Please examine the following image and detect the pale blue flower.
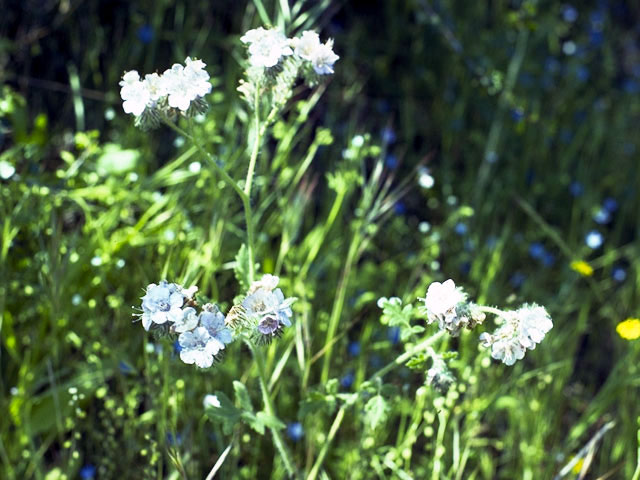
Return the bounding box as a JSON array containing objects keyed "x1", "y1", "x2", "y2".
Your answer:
[
  {"x1": 172, "y1": 306, "x2": 199, "y2": 333},
  {"x1": 140, "y1": 281, "x2": 193, "y2": 331},
  {"x1": 200, "y1": 308, "x2": 233, "y2": 346},
  {"x1": 243, "y1": 288, "x2": 293, "y2": 335},
  {"x1": 585, "y1": 230, "x2": 603, "y2": 249},
  {"x1": 178, "y1": 327, "x2": 224, "y2": 368}
]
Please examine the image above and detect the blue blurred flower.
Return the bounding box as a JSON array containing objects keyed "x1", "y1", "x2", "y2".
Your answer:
[
  {"x1": 454, "y1": 222, "x2": 468, "y2": 235},
  {"x1": 585, "y1": 230, "x2": 603, "y2": 249},
  {"x1": 347, "y1": 341, "x2": 361, "y2": 356},
  {"x1": 167, "y1": 432, "x2": 183, "y2": 446},
  {"x1": 381, "y1": 127, "x2": 396, "y2": 145},
  {"x1": 593, "y1": 208, "x2": 611, "y2": 224},
  {"x1": 529, "y1": 242, "x2": 546, "y2": 259},
  {"x1": 576, "y1": 66, "x2": 590, "y2": 82},
  {"x1": 545, "y1": 57, "x2": 561, "y2": 74},
  {"x1": 510, "y1": 108, "x2": 524, "y2": 122},
  {"x1": 137, "y1": 24, "x2": 154, "y2": 44},
  {"x1": 560, "y1": 129, "x2": 573, "y2": 144},
  {"x1": 612, "y1": 266, "x2": 627, "y2": 282},
  {"x1": 459, "y1": 261, "x2": 471, "y2": 275},
  {"x1": 510, "y1": 271, "x2": 526, "y2": 288},
  {"x1": 394, "y1": 202, "x2": 407, "y2": 215},
  {"x1": 541, "y1": 251, "x2": 556, "y2": 267},
  {"x1": 286, "y1": 422, "x2": 304, "y2": 441},
  {"x1": 80, "y1": 465, "x2": 96, "y2": 480},
  {"x1": 569, "y1": 181, "x2": 584, "y2": 197},
  {"x1": 486, "y1": 235, "x2": 498, "y2": 250},
  {"x1": 589, "y1": 30, "x2": 604, "y2": 47},
  {"x1": 118, "y1": 361, "x2": 134, "y2": 375},
  {"x1": 603, "y1": 197, "x2": 618, "y2": 212},
  {"x1": 387, "y1": 326, "x2": 401, "y2": 345},
  {"x1": 340, "y1": 371, "x2": 355, "y2": 389},
  {"x1": 173, "y1": 339, "x2": 183, "y2": 354},
  {"x1": 385, "y1": 154, "x2": 398, "y2": 169},
  {"x1": 562, "y1": 5, "x2": 578, "y2": 22}
]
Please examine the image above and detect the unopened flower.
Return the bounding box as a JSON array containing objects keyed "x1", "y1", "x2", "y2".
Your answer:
[
  {"x1": 203, "y1": 394, "x2": 221, "y2": 409},
  {"x1": 479, "y1": 304, "x2": 553, "y2": 365},
  {"x1": 241, "y1": 27, "x2": 293, "y2": 68},
  {"x1": 139, "y1": 281, "x2": 196, "y2": 331}
]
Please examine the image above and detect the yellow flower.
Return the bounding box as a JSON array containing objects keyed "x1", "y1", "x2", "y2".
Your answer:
[
  {"x1": 570, "y1": 260, "x2": 593, "y2": 277},
  {"x1": 571, "y1": 457, "x2": 585, "y2": 475},
  {"x1": 616, "y1": 318, "x2": 640, "y2": 340}
]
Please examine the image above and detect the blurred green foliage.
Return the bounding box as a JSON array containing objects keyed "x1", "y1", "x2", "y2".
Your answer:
[{"x1": 2, "y1": 0, "x2": 640, "y2": 479}]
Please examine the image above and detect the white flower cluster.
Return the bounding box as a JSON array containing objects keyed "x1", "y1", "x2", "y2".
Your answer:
[
  {"x1": 237, "y1": 274, "x2": 295, "y2": 336},
  {"x1": 119, "y1": 57, "x2": 211, "y2": 117},
  {"x1": 137, "y1": 281, "x2": 232, "y2": 368},
  {"x1": 241, "y1": 27, "x2": 339, "y2": 75},
  {"x1": 420, "y1": 279, "x2": 485, "y2": 336},
  {"x1": 479, "y1": 304, "x2": 553, "y2": 366}
]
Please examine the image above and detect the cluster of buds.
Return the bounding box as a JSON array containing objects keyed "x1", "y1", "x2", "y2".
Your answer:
[
  {"x1": 119, "y1": 57, "x2": 211, "y2": 129},
  {"x1": 135, "y1": 275, "x2": 296, "y2": 367}
]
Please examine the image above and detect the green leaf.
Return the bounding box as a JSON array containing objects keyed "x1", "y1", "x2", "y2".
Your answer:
[
  {"x1": 234, "y1": 244, "x2": 251, "y2": 290},
  {"x1": 233, "y1": 381, "x2": 254, "y2": 413},
  {"x1": 255, "y1": 411, "x2": 286, "y2": 430},
  {"x1": 364, "y1": 395, "x2": 389, "y2": 431},
  {"x1": 204, "y1": 392, "x2": 242, "y2": 435}
]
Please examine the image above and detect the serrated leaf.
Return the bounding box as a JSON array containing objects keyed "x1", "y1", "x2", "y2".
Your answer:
[
  {"x1": 204, "y1": 391, "x2": 242, "y2": 435},
  {"x1": 233, "y1": 381, "x2": 254, "y2": 413},
  {"x1": 364, "y1": 395, "x2": 389, "y2": 431},
  {"x1": 300, "y1": 391, "x2": 336, "y2": 417},
  {"x1": 255, "y1": 411, "x2": 286, "y2": 430},
  {"x1": 241, "y1": 411, "x2": 265, "y2": 435},
  {"x1": 234, "y1": 244, "x2": 251, "y2": 290}
]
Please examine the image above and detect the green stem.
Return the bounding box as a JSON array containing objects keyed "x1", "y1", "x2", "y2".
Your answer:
[
  {"x1": 308, "y1": 330, "x2": 446, "y2": 479},
  {"x1": 242, "y1": 90, "x2": 263, "y2": 283},
  {"x1": 306, "y1": 405, "x2": 346, "y2": 480},
  {"x1": 246, "y1": 341, "x2": 297, "y2": 478},
  {"x1": 320, "y1": 231, "x2": 360, "y2": 384},
  {"x1": 476, "y1": 305, "x2": 507, "y2": 318},
  {"x1": 164, "y1": 119, "x2": 256, "y2": 285},
  {"x1": 370, "y1": 330, "x2": 446, "y2": 382}
]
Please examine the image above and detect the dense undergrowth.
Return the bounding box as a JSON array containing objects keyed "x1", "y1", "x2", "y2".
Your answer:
[{"x1": 1, "y1": 1, "x2": 640, "y2": 479}]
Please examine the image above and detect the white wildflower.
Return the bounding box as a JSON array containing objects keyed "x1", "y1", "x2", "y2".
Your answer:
[
  {"x1": 479, "y1": 304, "x2": 553, "y2": 366},
  {"x1": 119, "y1": 70, "x2": 150, "y2": 116},
  {"x1": 241, "y1": 27, "x2": 293, "y2": 68},
  {"x1": 310, "y1": 39, "x2": 339, "y2": 75},
  {"x1": 291, "y1": 30, "x2": 321, "y2": 60}
]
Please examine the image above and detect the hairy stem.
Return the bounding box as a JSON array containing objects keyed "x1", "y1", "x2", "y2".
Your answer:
[{"x1": 246, "y1": 341, "x2": 297, "y2": 478}]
